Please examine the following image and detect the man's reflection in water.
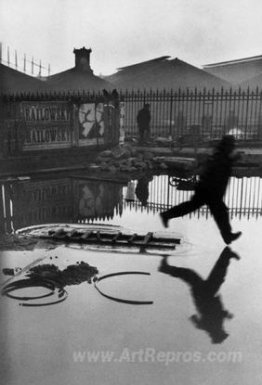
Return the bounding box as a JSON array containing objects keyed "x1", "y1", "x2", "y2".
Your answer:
[
  {"x1": 159, "y1": 247, "x2": 240, "y2": 343},
  {"x1": 135, "y1": 175, "x2": 153, "y2": 207}
]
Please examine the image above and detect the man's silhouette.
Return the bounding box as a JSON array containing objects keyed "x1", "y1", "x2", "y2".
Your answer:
[
  {"x1": 135, "y1": 175, "x2": 153, "y2": 207},
  {"x1": 159, "y1": 247, "x2": 240, "y2": 343},
  {"x1": 160, "y1": 135, "x2": 242, "y2": 244},
  {"x1": 137, "y1": 104, "x2": 151, "y2": 143}
]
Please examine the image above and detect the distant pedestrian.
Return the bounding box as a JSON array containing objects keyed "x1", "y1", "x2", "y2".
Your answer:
[
  {"x1": 137, "y1": 103, "x2": 151, "y2": 143},
  {"x1": 160, "y1": 135, "x2": 242, "y2": 244}
]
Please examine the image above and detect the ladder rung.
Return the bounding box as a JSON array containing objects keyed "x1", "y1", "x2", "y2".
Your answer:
[
  {"x1": 111, "y1": 232, "x2": 122, "y2": 243},
  {"x1": 128, "y1": 233, "x2": 137, "y2": 244},
  {"x1": 142, "y1": 232, "x2": 153, "y2": 245},
  {"x1": 81, "y1": 231, "x2": 93, "y2": 240}
]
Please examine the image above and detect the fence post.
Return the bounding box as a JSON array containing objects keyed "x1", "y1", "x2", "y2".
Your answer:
[
  {"x1": 169, "y1": 89, "x2": 173, "y2": 139},
  {"x1": 258, "y1": 89, "x2": 262, "y2": 140},
  {"x1": 244, "y1": 87, "x2": 250, "y2": 140}
]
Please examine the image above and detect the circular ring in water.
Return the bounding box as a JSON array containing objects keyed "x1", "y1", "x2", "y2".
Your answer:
[
  {"x1": 2, "y1": 278, "x2": 55, "y2": 301},
  {"x1": 20, "y1": 288, "x2": 68, "y2": 307},
  {"x1": 94, "y1": 271, "x2": 153, "y2": 305},
  {"x1": 2, "y1": 278, "x2": 68, "y2": 306}
]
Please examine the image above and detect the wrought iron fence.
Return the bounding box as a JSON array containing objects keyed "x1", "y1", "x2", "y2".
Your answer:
[
  {"x1": 119, "y1": 88, "x2": 262, "y2": 141},
  {"x1": 2, "y1": 87, "x2": 262, "y2": 143}
]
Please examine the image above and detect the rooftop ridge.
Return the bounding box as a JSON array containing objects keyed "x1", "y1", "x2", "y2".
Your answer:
[
  {"x1": 203, "y1": 54, "x2": 262, "y2": 68},
  {"x1": 117, "y1": 56, "x2": 170, "y2": 71}
]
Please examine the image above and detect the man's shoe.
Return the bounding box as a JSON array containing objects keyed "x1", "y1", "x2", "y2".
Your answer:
[
  {"x1": 224, "y1": 231, "x2": 242, "y2": 245},
  {"x1": 160, "y1": 213, "x2": 169, "y2": 228}
]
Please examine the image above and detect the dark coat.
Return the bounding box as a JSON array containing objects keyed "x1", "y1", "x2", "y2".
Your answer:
[
  {"x1": 196, "y1": 136, "x2": 236, "y2": 200},
  {"x1": 137, "y1": 107, "x2": 151, "y2": 130}
]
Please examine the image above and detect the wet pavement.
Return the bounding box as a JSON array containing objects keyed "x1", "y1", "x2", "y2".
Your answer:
[{"x1": 1, "y1": 174, "x2": 262, "y2": 385}]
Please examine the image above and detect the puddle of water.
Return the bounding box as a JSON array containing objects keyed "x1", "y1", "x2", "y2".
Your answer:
[{"x1": 1, "y1": 174, "x2": 262, "y2": 385}]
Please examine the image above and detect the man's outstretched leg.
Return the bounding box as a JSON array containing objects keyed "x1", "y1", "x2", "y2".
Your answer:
[
  {"x1": 160, "y1": 194, "x2": 204, "y2": 228},
  {"x1": 209, "y1": 200, "x2": 242, "y2": 244}
]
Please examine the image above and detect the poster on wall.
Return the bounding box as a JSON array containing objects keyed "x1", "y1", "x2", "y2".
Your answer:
[
  {"x1": 78, "y1": 103, "x2": 105, "y2": 145},
  {"x1": 20, "y1": 101, "x2": 72, "y2": 150}
]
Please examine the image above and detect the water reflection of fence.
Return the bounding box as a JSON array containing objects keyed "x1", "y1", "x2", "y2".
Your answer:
[
  {"x1": 124, "y1": 176, "x2": 262, "y2": 219},
  {"x1": 0, "y1": 178, "x2": 124, "y2": 233},
  {"x1": 1, "y1": 174, "x2": 262, "y2": 235}
]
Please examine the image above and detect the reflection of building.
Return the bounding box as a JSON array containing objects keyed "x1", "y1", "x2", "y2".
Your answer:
[
  {"x1": 9, "y1": 178, "x2": 75, "y2": 230},
  {"x1": 0, "y1": 184, "x2": 11, "y2": 233},
  {"x1": 1, "y1": 174, "x2": 262, "y2": 235},
  {"x1": 0, "y1": 177, "x2": 124, "y2": 233},
  {"x1": 76, "y1": 180, "x2": 123, "y2": 222}
]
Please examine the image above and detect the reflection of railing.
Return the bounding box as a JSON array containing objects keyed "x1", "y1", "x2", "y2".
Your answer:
[
  {"x1": 124, "y1": 200, "x2": 262, "y2": 219},
  {"x1": 77, "y1": 204, "x2": 122, "y2": 224},
  {"x1": 125, "y1": 175, "x2": 262, "y2": 219},
  {"x1": 0, "y1": 178, "x2": 124, "y2": 234},
  {"x1": 1, "y1": 174, "x2": 262, "y2": 236}
]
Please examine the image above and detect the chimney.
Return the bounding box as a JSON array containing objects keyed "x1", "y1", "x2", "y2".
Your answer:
[{"x1": 73, "y1": 47, "x2": 93, "y2": 72}]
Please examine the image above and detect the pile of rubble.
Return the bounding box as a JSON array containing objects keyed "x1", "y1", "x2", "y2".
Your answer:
[
  {"x1": 28, "y1": 261, "x2": 99, "y2": 286},
  {"x1": 88, "y1": 145, "x2": 167, "y2": 173},
  {"x1": 88, "y1": 144, "x2": 196, "y2": 174}
]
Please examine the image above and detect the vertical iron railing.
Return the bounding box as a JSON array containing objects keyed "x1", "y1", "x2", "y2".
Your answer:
[
  {"x1": 120, "y1": 87, "x2": 262, "y2": 141},
  {"x1": 2, "y1": 87, "x2": 262, "y2": 143}
]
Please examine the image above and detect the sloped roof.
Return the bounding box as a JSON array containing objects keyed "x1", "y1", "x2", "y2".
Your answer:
[
  {"x1": 204, "y1": 54, "x2": 262, "y2": 68},
  {"x1": 0, "y1": 63, "x2": 43, "y2": 93},
  {"x1": 239, "y1": 72, "x2": 262, "y2": 89},
  {"x1": 105, "y1": 57, "x2": 230, "y2": 90},
  {"x1": 117, "y1": 56, "x2": 170, "y2": 71},
  {"x1": 203, "y1": 55, "x2": 262, "y2": 85},
  {"x1": 44, "y1": 67, "x2": 112, "y2": 92}
]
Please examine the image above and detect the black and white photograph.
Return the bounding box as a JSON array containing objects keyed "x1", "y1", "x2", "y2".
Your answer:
[{"x1": 1, "y1": 1, "x2": 262, "y2": 384}]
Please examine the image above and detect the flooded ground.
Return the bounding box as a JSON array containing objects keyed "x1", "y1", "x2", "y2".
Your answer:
[{"x1": 1, "y1": 173, "x2": 262, "y2": 385}]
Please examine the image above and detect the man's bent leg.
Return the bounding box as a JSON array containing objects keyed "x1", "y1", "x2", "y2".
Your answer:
[
  {"x1": 160, "y1": 194, "x2": 204, "y2": 227},
  {"x1": 209, "y1": 201, "x2": 241, "y2": 244}
]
